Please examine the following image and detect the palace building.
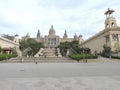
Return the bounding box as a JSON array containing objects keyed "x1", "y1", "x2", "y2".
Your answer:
[
  {"x1": 22, "y1": 8, "x2": 120, "y2": 56},
  {"x1": 79, "y1": 8, "x2": 120, "y2": 54},
  {"x1": 22, "y1": 25, "x2": 83, "y2": 48}
]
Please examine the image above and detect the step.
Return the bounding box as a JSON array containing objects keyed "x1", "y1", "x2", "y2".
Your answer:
[{"x1": 0, "y1": 57, "x2": 77, "y2": 63}]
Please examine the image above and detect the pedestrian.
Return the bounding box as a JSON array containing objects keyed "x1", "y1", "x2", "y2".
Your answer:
[
  {"x1": 21, "y1": 57, "x2": 23, "y2": 63},
  {"x1": 36, "y1": 62, "x2": 38, "y2": 64},
  {"x1": 20, "y1": 57, "x2": 23, "y2": 63}
]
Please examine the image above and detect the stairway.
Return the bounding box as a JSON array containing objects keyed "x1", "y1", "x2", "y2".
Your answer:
[
  {"x1": 43, "y1": 48, "x2": 56, "y2": 57},
  {"x1": 1, "y1": 57, "x2": 77, "y2": 63}
]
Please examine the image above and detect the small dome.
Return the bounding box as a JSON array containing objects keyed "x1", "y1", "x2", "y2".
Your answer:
[
  {"x1": 79, "y1": 34, "x2": 82, "y2": 37},
  {"x1": 15, "y1": 34, "x2": 19, "y2": 37},
  {"x1": 49, "y1": 25, "x2": 56, "y2": 36}
]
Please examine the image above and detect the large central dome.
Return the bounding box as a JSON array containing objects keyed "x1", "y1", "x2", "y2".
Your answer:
[{"x1": 49, "y1": 25, "x2": 56, "y2": 36}]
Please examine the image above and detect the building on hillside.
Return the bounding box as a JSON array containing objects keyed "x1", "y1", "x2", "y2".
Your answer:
[
  {"x1": 79, "y1": 8, "x2": 120, "y2": 54},
  {"x1": 22, "y1": 25, "x2": 83, "y2": 48},
  {"x1": 44, "y1": 25, "x2": 60, "y2": 48}
]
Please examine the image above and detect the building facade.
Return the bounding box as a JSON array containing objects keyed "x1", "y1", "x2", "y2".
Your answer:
[
  {"x1": 0, "y1": 35, "x2": 20, "y2": 55},
  {"x1": 79, "y1": 8, "x2": 120, "y2": 54},
  {"x1": 44, "y1": 25, "x2": 60, "y2": 48},
  {"x1": 22, "y1": 25, "x2": 83, "y2": 48}
]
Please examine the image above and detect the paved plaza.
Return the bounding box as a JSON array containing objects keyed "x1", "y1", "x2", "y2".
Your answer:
[{"x1": 0, "y1": 60, "x2": 120, "y2": 90}]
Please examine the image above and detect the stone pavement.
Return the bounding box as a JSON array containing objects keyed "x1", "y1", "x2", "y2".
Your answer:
[
  {"x1": 0, "y1": 77, "x2": 120, "y2": 90},
  {"x1": 0, "y1": 63, "x2": 120, "y2": 90}
]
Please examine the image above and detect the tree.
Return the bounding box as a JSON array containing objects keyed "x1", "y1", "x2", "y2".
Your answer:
[
  {"x1": 58, "y1": 40, "x2": 91, "y2": 55},
  {"x1": 20, "y1": 40, "x2": 29, "y2": 51},
  {"x1": 58, "y1": 41, "x2": 71, "y2": 56},
  {"x1": 70, "y1": 40, "x2": 79, "y2": 53},
  {"x1": 0, "y1": 46, "x2": 2, "y2": 54},
  {"x1": 102, "y1": 44, "x2": 111, "y2": 56},
  {"x1": 20, "y1": 38, "x2": 44, "y2": 56}
]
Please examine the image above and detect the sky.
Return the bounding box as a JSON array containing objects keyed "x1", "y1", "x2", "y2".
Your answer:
[{"x1": 0, "y1": 0, "x2": 120, "y2": 40}]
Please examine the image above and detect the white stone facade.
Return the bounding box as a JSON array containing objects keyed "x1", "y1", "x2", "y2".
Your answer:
[{"x1": 79, "y1": 9, "x2": 120, "y2": 54}]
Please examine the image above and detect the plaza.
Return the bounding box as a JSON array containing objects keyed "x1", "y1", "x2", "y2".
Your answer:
[
  {"x1": 0, "y1": 7, "x2": 120, "y2": 90},
  {"x1": 0, "y1": 59, "x2": 120, "y2": 90}
]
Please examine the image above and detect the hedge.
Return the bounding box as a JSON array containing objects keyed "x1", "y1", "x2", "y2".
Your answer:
[
  {"x1": 111, "y1": 56, "x2": 120, "y2": 59},
  {"x1": 0, "y1": 54, "x2": 18, "y2": 61},
  {"x1": 101, "y1": 54, "x2": 120, "y2": 59},
  {"x1": 68, "y1": 54, "x2": 98, "y2": 61}
]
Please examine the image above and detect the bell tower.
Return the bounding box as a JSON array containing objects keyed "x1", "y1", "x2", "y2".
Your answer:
[
  {"x1": 14, "y1": 33, "x2": 19, "y2": 44},
  {"x1": 104, "y1": 8, "x2": 117, "y2": 28},
  {"x1": 63, "y1": 30, "x2": 68, "y2": 39},
  {"x1": 37, "y1": 29, "x2": 40, "y2": 38}
]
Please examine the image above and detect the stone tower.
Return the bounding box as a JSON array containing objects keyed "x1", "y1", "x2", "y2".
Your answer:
[
  {"x1": 104, "y1": 8, "x2": 117, "y2": 28},
  {"x1": 78, "y1": 34, "x2": 84, "y2": 45},
  {"x1": 104, "y1": 8, "x2": 120, "y2": 52},
  {"x1": 74, "y1": 33, "x2": 78, "y2": 40},
  {"x1": 13, "y1": 34, "x2": 19, "y2": 44},
  {"x1": 37, "y1": 29, "x2": 40, "y2": 38},
  {"x1": 63, "y1": 30, "x2": 68, "y2": 39}
]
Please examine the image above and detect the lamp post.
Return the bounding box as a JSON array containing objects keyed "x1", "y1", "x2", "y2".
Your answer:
[
  {"x1": 83, "y1": 47, "x2": 84, "y2": 61},
  {"x1": 83, "y1": 47, "x2": 87, "y2": 63}
]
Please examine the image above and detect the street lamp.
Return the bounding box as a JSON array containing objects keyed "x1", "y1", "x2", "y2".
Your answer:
[
  {"x1": 83, "y1": 47, "x2": 87, "y2": 63},
  {"x1": 82, "y1": 47, "x2": 85, "y2": 62}
]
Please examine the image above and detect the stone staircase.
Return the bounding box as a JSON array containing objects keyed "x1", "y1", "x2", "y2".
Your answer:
[
  {"x1": 0, "y1": 57, "x2": 77, "y2": 63},
  {"x1": 43, "y1": 48, "x2": 56, "y2": 56}
]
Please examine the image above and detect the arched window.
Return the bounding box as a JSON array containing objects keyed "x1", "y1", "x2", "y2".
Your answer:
[
  {"x1": 106, "y1": 24, "x2": 109, "y2": 28},
  {"x1": 112, "y1": 34, "x2": 119, "y2": 41},
  {"x1": 111, "y1": 22, "x2": 115, "y2": 27}
]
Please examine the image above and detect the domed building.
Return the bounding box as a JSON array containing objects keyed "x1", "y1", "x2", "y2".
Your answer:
[
  {"x1": 44, "y1": 25, "x2": 60, "y2": 48},
  {"x1": 21, "y1": 24, "x2": 84, "y2": 57},
  {"x1": 30, "y1": 25, "x2": 82, "y2": 49},
  {"x1": 49, "y1": 25, "x2": 56, "y2": 36}
]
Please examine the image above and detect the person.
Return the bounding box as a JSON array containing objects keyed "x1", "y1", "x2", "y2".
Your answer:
[
  {"x1": 21, "y1": 57, "x2": 23, "y2": 63},
  {"x1": 20, "y1": 57, "x2": 23, "y2": 63},
  {"x1": 35, "y1": 62, "x2": 38, "y2": 64}
]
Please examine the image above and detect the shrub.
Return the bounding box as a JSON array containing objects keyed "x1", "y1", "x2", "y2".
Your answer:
[
  {"x1": 111, "y1": 56, "x2": 120, "y2": 59},
  {"x1": 68, "y1": 54, "x2": 97, "y2": 61},
  {"x1": 101, "y1": 54, "x2": 120, "y2": 59},
  {"x1": 0, "y1": 54, "x2": 18, "y2": 61}
]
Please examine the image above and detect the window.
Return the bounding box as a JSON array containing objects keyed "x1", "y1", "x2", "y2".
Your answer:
[
  {"x1": 112, "y1": 34, "x2": 118, "y2": 41},
  {"x1": 54, "y1": 38, "x2": 56, "y2": 41},
  {"x1": 111, "y1": 22, "x2": 115, "y2": 27},
  {"x1": 105, "y1": 35, "x2": 109, "y2": 42},
  {"x1": 106, "y1": 24, "x2": 109, "y2": 28}
]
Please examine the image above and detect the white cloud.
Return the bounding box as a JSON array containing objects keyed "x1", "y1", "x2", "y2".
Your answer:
[{"x1": 0, "y1": 0, "x2": 120, "y2": 40}]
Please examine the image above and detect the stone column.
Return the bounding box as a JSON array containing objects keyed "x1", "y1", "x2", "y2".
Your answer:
[
  {"x1": 7, "y1": 51, "x2": 10, "y2": 54},
  {"x1": 109, "y1": 34, "x2": 113, "y2": 51},
  {"x1": 118, "y1": 34, "x2": 120, "y2": 51}
]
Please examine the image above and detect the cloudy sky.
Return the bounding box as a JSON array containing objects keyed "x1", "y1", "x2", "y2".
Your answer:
[{"x1": 0, "y1": 0, "x2": 120, "y2": 40}]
